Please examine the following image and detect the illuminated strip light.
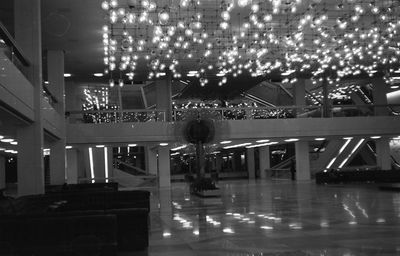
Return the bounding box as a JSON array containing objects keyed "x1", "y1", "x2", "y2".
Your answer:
[
  {"x1": 324, "y1": 139, "x2": 352, "y2": 171},
  {"x1": 171, "y1": 145, "x2": 187, "y2": 151},
  {"x1": 89, "y1": 147, "x2": 95, "y2": 183},
  {"x1": 171, "y1": 152, "x2": 180, "y2": 156},
  {"x1": 338, "y1": 139, "x2": 365, "y2": 169},
  {"x1": 246, "y1": 142, "x2": 278, "y2": 148},
  {"x1": 104, "y1": 147, "x2": 109, "y2": 183},
  {"x1": 223, "y1": 143, "x2": 252, "y2": 149}
]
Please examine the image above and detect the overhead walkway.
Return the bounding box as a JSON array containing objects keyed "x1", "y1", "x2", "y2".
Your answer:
[{"x1": 66, "y1": 107, "x2": 400, "y2": 145}]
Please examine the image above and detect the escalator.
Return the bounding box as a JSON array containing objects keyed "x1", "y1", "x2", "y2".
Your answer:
[
  {"x1": 242, "y1": 81, "x2": 294, "y2": 107},
  {"x1": 113, "y1": 158, "x2": 157, "y2": 188}
]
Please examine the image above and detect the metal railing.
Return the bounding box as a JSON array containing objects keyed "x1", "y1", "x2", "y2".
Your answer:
[
  {"x1": 172, "y1": 104, "x2": 400, "y2": 121},
  {"x1": 66, "y1": 109, "x2": 166, "y2": 124},
  {"x1": 0, "y1": 21, "x2": 31, "y2": 82},
  {"x1": 172, "y1": 105, "x2": 323, "y2": 121},
  {"x1": 66, "y1": 104, "x2": 400, "y2": 124}
]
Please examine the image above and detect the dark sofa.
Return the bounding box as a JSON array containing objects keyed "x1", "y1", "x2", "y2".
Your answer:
[{"x1": 0, "y1": 189, "x2": 150, "y2": 254}]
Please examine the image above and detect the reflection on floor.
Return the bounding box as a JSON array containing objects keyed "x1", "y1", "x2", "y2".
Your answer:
[{"x1": 138, "y1": 180, "x2": 400, "y2": 256}]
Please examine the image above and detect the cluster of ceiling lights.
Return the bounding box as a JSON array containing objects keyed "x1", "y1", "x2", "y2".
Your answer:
[
  {"x1": 101, "y1": 0, "x2": 400, "y2": 88},
  {"x1": 0, "y1": 135, "x2": 18, "y2": 154}
]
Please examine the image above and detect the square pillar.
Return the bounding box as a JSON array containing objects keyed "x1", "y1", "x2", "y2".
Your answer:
[
  {"x1": 49, "y1": 142, "x2": 66, "y2": 185},
  {"x1": 247, "y1": 148, "x2": 256, "y2": 179},
  {"x1": 294, "y1": 79, "x2": 306, "y2": 117},
  {"x1": 372, "y1": 77, "x2": 388, "y2": 116},
  {"x1": 259, "y1": 146, "x2": 270, "y2": 179},
  {"x1": 155, "y1": 73, "x2": 172, "y2": 121},
  {"x1": 66, "y1": 148, "x2": 78, "y2": 184},
  {"x1": 48, "y1": 50, "x2": 66, "y2": 185},
  {"x1": 376, "y1": 138, "x2": 391, "y2": 170},
  {"x1": 295, "y1": 141, "x2": 311, "y2": 181},
  {"x1": 322, "y1": 79, "x2": 331, "y2": 117},
  {"x1": 15, "y1": 0, "x2": 44, "y2": 196},
  {"x1": 158, "y1": 146, "x2": 171, "y2": 187},
  {"x1": 146, "y1": 147, "x2": 158, "y2": 175},
  {"x1": 0, "y1": 156, "x2": 5, "y2": 190}
]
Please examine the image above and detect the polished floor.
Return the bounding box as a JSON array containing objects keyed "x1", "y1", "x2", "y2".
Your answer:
[{"x1": 137, "y1": 180, "x2": 400, "y2": 256}]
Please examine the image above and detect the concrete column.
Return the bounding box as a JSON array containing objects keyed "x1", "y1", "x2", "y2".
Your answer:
[
  {"x1": 83, "y1": 146, "x2": 93, "y2": 182},
  {"x1": 372, "y1": 77, "x2": 388, "y2": 116},
  {"x1": 158, "y1": 146, "x2": 171, "y2": 187},
  {"x1": 49, "y1": 141, "x2": 66, "y2": 185},
  {"x1": 92, "y1": 147, "x2": 107, "y2": 182},
  {"x1": 106, "y1": 146, "x2": 113, "y2": 181},
  {"x1": 247, "y1": 148, "x2": 256, "y2": 179},
  {"x1": 66, "y1": 148, "x2": 78, "y2": 184},
  {"x1": 376, "y1": 138, "x2": 391, "y2": 170},
  {"x1": 0, "y1": 156, "x2": 5, "y2": 190},
  {"x1": 295, "y1": 141, "x2": 311, "y2": 180},
  {"x1": 216, "y1": 154, "x2": 222, "y2": 173},
  {"x1": 48, "y1": 54, "x2": 66, "y2": 185},
  {"x1": 15, "y1": 0, "x2": 44, "y2": 196},
  {"x1": 322, "y1": 79, "x2": 331, "y2": 117},
  {"x1": 259, "y1": 146, "x2": 270, "y2": 179},
  {"x1": 294, "y1": 79, "x2": 306, "y2": 117},
  {"x1": 146, "y1": 147, "x2": 158, "y2": 175},
  {"x1": 155, "y1": 73, "x2": 172, "y2": 121}
]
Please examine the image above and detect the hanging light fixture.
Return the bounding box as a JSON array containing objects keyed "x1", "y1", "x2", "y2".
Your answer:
[{"x1": 100, "y1": 0, "x2": 400, "y2": 87}]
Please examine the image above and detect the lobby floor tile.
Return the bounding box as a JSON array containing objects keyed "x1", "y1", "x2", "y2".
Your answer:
[{"x1": 138, "y1": 180, "x2": 400, "y2": 256}]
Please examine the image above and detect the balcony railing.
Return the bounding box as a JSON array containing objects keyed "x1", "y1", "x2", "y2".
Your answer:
[
  {"x1": 67, "y1": 109, "x2": 166, "y2": 124},
  {"x1": 172, "y1": 104, "x2": 400, "y2": 121},
  {"x1": 66, "y1": 104, "x2": 400, "y2": 124},
  {"x1": 0, "y1": 21, "x2": 31, "y2": 83}
]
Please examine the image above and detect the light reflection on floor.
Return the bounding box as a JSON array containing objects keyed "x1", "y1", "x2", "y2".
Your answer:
[{"x1": 140, "y1": 180, "x2": 400, "y2": 256}]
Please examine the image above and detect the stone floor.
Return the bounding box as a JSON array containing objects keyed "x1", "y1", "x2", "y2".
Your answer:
[{"x1": 134, "y1": 179, "x2": 400, "y2": 256}]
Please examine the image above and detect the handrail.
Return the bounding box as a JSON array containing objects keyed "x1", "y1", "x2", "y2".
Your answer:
[
  {"x1": 173, "y1": 105, "x2": 321, "y2": 112},
  {"x1": 114, "y1": 158, "x2": 149, "y2": 176},
  {"x1": 0, "y1": 21, "x2": 30, "y2": 67},
  {"x1": 67, "y1": 109, "x2": 166, "y2": 114}
]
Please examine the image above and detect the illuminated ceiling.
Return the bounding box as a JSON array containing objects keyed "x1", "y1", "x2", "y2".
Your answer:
[{"x1": 101, "y1": 0, "x2": 400, "y2": 89}]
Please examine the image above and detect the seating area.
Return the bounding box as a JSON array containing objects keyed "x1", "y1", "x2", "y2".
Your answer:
[
  {"x1": 315, "y1": 169, "x2": 400, "y2": 184},
  {"x1": 0, "y1": 183, "x2": 150, "y2": 255}
]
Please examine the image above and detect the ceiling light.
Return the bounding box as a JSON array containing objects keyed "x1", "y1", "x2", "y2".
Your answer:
[
  {"x1": 5, "y1": 150, "x2": 13, "y2": 153},
  {"x1": 246, "y1": 142, "x2": 278, "y2": 148},
  {"x1": 1, "y1": 138, "x2": 14, "y2": 143},
  {"x1": 223, "y1": 143, "x2": 251, "y2": 149},
  {"x1": 95, "y1": 145, "x2": 105, "y2": 148},
  {"x1": 171, "y1": 145, "x2": 187, "y2": 151},
  {"x1": 93, "y1": 73, "x2": 104, "y2": 77},
  {"x1": 0, "y1": 135, "x2": 3, "y2": 140},
  {"x1": 284, "y1": 138, "x2": 299, "y2": 142},
  {"x1": 315, "y1": 138, "x2": 326, "y2": 141},
  {"x1": 220, "y1": 141, "x2": 232, "y2": 144},
  {"x1": 343, "y1": 137, "x2": 353, "y2": 140},
  {"x1": 160, "y1": 143, "x2": 169, "y2": 146},
  {"x1": 370, "y1": 136, "x2": 381, "y2": 139},
  {"x1": 256, "y1": 139, "x2": 269, "y2": 143},
  {"x1": 10, "y1": 141, "x2": 17, "y2": 145},
  {"x1": 64, "y1": 73, "x2": 72, "y2": 77},
  {"x1": 65, "y1": 146, "x2": 73, "y2": 149},
  {"x1": 0, "y1": 148, "x2": 4, "y2": 151},
  {"x1": 128, "y1": 144, "x2": 137, "y2": 147}
]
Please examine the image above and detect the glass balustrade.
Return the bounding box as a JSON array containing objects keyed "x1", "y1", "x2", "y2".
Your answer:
[{"x1": 66, "y1": 104, "x2": 400, "y2": 124}]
